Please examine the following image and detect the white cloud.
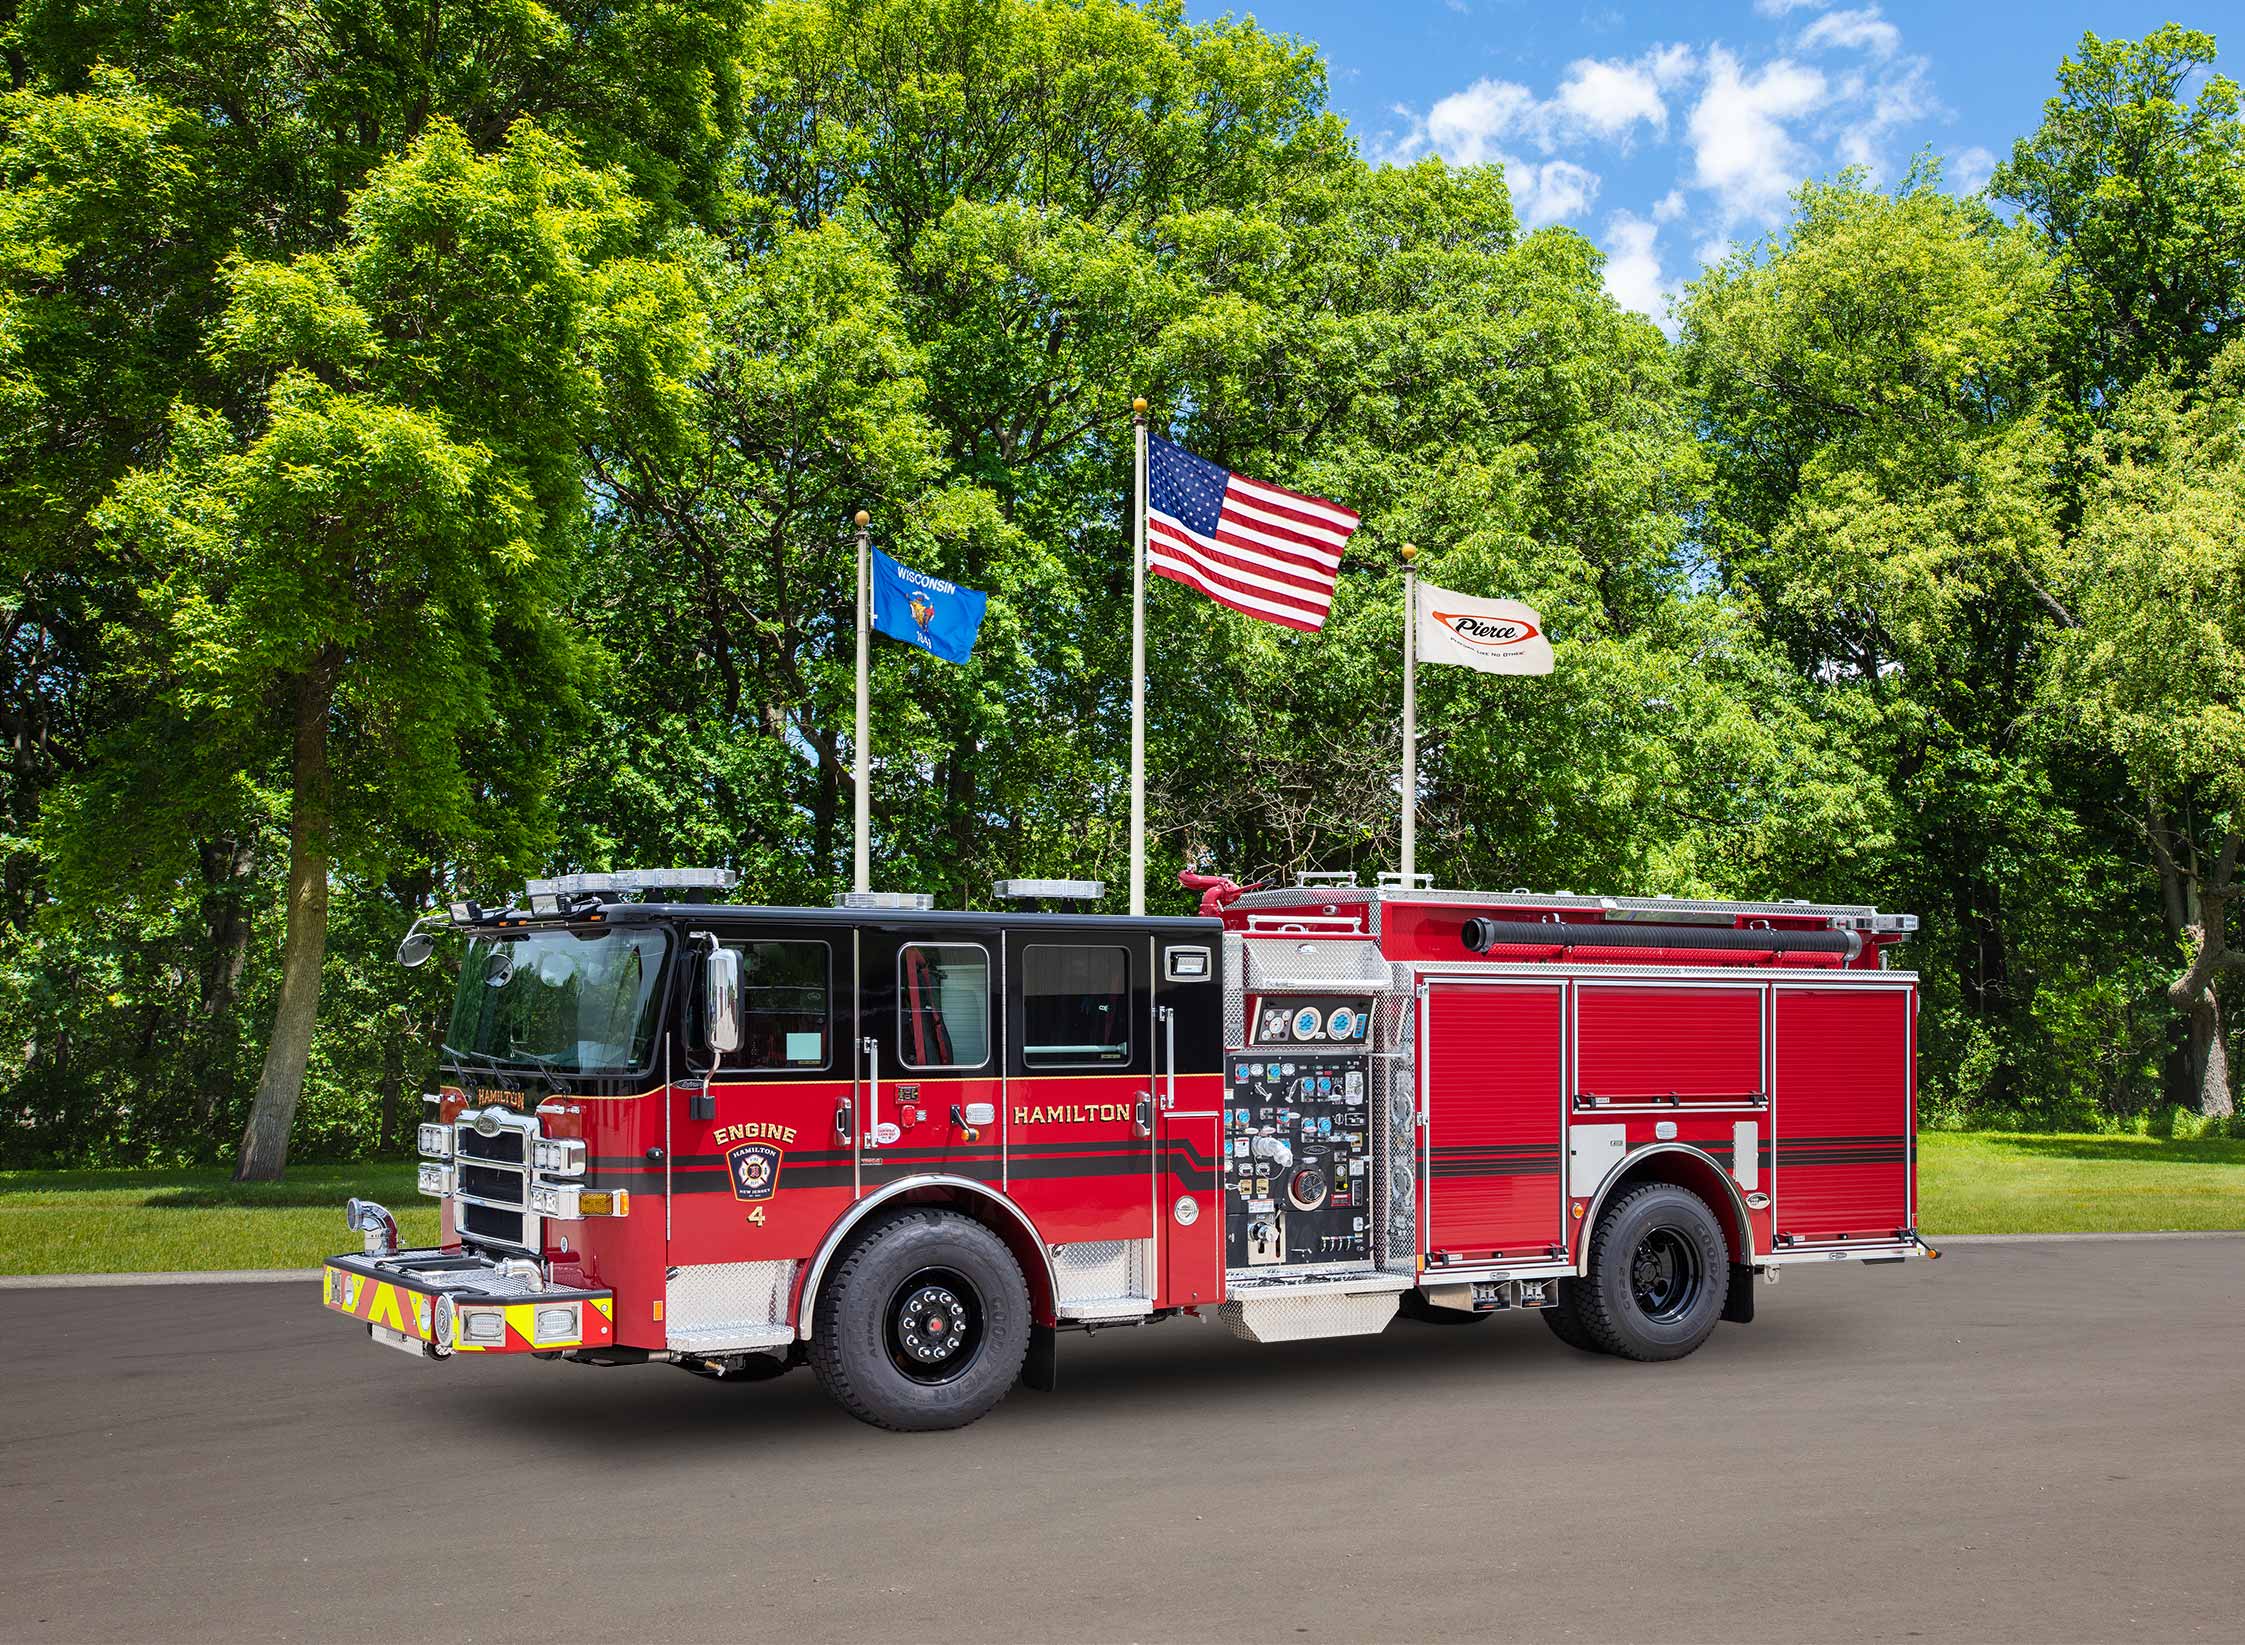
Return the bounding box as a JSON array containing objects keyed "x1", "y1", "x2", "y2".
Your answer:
[
  {"x1": 1415, "y1": 76, "x2": 1543, "y2": 166},
  {"x1": 1687, "y1": 49, "x2": 1829, "y2": 228},
  {"x1": 1513, "y1": 160, "x2": 1601, "y2": 225},
  {"x1": 1835, "y1": 55, "x2": 1937, "y2": 176},
  {"x1": 1556, "y1": 58, "x2": 1669, "y2": 141},
  {"x1": 1601, "y1": 212, "x2": 1672, "y2": 329},
  {"x1": 1376, "y1": 12, "x2": 1952, "y2": 261},
  {"x1": 1951, "y1": 145, "x2": 1997, "y2": 194},
  {"x1": 1798, "y1": 7, "x2": 1901, "y2": 59}
]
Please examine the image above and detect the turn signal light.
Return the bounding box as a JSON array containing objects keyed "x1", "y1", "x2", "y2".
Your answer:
[{"x1": 577, "y1": 1190, "x2": 630, "y2": 1217}]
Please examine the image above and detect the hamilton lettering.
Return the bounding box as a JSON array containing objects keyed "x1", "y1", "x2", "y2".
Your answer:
[{"x1": 1013, "y1": 1103, "x2": 1132, "y2": 1125}]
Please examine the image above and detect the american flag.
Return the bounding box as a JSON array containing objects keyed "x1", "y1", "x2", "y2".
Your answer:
[{"x1": 1146, "y1": 435, "x2": 1360, "y2": 632}]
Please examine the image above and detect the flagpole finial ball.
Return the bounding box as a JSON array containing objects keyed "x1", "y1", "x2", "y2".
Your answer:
[
  {"x1": 1400, "y1": 542, "x2": 1418, "y2": 563},
  {"x1": 1132, "y1": 397, "x2": 1148, "y2": 415},
  {"x1": 854, "y1": 510, "x2": 870, "y2": 528}
]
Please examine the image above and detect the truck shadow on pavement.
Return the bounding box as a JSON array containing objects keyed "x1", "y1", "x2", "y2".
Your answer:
[{"x1": 443, "y1": 1308, "x2": 1852, "y2": 1457}]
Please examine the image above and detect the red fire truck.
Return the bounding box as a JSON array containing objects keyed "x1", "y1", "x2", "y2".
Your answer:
[{"x1": 323, "y1": 868, "x2": 1932, "y2": 1430}]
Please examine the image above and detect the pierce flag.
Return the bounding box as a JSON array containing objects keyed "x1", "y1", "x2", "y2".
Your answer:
[
  {"x1": 1414, "y1": 581, "x2": 1553, "y2": 675},
  {"x1": 869, "y1": 546, "x2": 988, "y2": 665}
]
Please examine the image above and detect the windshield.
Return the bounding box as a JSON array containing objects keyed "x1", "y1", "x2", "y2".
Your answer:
[{"x1": 444, "y1": 928, "x2": 670, "y2": 1074}]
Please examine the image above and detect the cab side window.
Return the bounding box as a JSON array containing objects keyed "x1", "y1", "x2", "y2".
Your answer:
[
  {"x1": 899, "y1": 943, "x2": 991, "y2": 1070},
  {"x1": 1022, "y1": 945, "x2": 1130, "y2": 1068},
  {"x1": 730, "y1": 939, "x2": 831, "y2": 1070}
]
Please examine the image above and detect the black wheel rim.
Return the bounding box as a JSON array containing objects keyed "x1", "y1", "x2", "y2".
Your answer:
[
  {"x1": 1628, "y1": 1227, "x2": 1706, "y2": 1324},
  {"x1": 886, "y1": 1267, "x2": 985, "y2": 1385}
]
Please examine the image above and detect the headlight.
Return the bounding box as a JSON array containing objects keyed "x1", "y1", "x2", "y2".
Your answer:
[
  {"x1": 528, "y1": 1182, "x2": 580, "y2": 1219},
  {"x1": 531, "y1": 1137, "x2": 586, "y2": 1175},
  {"x1": 532, "y1": 1304, "x2": 581, "y2": 1345},
  {"x1": 417, "y1": 1162, "x2": 454, "y2": 1197},
  {"x1": 416, "y1": 1122, "x2": 452, "y2": 1158}
]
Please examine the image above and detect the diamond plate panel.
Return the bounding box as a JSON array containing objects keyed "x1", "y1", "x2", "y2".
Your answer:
[
  {"x1": 666, "y1": 1259, "x2": 797, "y2": 1350},
  {"x1": 1241, "y1": 938, "x2": 1392, "y2": 990},
  {"x1": 1216, "y1": 1286, "x2": 1403, "y2": 1342},
  {"x1": 1375, "y1": 961, "x2": 1419, "y2": 1274},
  {"x1": 1050, "y1": 1238, "x2": 1150, "y2": 1306}
]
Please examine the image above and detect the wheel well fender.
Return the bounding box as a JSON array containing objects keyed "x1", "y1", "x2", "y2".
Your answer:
[
  {"x1": 1580, "y1": 1144, "x2": 1755, "y2": 1265},
  {"x1": 793, "y1": 1177, "x2": 1059, "y2": 1338}
]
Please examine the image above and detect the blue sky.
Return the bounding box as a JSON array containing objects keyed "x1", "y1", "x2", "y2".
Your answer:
[{"x1": 1186, "y1": 2, "x2": 2213, "y2": 325}]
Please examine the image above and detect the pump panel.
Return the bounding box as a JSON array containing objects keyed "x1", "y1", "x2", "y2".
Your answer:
[{"x1": 1223, "y1": 1048, "x2": 1373, "y2": 1268}]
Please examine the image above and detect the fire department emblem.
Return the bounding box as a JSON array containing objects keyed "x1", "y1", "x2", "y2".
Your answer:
[{"x1": 726, "y1": 1142, "x2": 781, "y2": 1202}]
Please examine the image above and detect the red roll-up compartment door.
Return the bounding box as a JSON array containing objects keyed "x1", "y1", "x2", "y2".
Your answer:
[
  {"x1": 1421, "y1": 983, "x2": 1566, "y2": 1262},
  {"x1": 1575, "y1": 985, "x2": 1765, "y2": 1105},
  {"x1": 1773, "y1": 987, "x2": 1914, "y2": 1242}
]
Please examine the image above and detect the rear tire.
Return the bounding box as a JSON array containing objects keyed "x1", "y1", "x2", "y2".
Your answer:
[
  {"x1": 809, "y1": 1209, "x2": 1031, "y2": 1431},
  {"x1": 1575, "y1": 1183, "x2": 1729, "y2": 1362},
  {"x1": 1540, "y1": 1279, "x2": 1603, "y2": 1353}
]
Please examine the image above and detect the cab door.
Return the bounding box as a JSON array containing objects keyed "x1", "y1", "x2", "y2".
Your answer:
[
  {"x1": 1003, "y1": 930, "x2": 1156, "y2": 1268},
  {"x1": 668, "y1": 925, "x2": 857, "y2": 1269},
  {"x1": 857, "y1": 926, "x2": 1005, "y2": 1192}
]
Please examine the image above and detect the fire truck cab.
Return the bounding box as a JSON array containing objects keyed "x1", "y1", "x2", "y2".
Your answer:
[{"x1": 324, "y1": 869, "x2": 1930, "y2": 1430}]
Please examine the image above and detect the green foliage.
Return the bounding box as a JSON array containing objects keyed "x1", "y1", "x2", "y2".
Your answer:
[
  {"x1": 1993, "y1": 24, "x2": 2245, "y2": 406},
  {"x1": 0, "y1": 10, "x2": 2238, "y2": 1165}
]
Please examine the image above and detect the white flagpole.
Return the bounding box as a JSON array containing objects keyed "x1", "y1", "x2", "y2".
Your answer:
[
  {"x1": 853, "y1": 509, "x2": 871, "y2": 895},
  {"x1": 1129, "y1": 396, "x2": 1149, "y2": 916},
  {"x1": 1400, "y1": 542, "x2": 1418, "y2": 885}
]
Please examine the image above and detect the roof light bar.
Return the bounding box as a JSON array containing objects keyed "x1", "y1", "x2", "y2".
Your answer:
[
  {"x1": 992, "y1": 878, "x2": 1106, "y2": 902},
  {"x1": 834, "y1": 890, "x2": 935, "y2": 911},
  {"x1": 523, "y1": 868, "x2": 738, "y2": 900}
]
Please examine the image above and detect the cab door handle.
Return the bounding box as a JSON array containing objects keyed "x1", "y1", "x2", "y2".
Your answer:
[{"x1": 1132, "y1": 1096, "x2": 1152, "y2": 1139}]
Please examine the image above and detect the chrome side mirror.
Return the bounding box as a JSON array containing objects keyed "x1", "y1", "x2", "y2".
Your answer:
[
  {"x1": 706, "y1": 947, "x2": 743, "y2": 1055},
  {"x1": 396, "y1": 922, "x2": 438, "y2": 968}
]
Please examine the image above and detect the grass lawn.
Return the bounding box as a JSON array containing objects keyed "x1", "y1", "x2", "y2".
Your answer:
[
  {"x1": 1, "y1": 1134, "x2": 2239, "y2": 1275},
  {"x1": 1917, "y1": 1131, "x2": 2245, "y2": 1236},
  {"x1": 0, "y1": 1161, "x2": 436, "y2": 1275}
]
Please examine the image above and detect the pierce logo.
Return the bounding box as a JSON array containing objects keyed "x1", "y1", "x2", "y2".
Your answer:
[{"x1": 1434, "y1": 611, "x2": 1540, "y2": 649}]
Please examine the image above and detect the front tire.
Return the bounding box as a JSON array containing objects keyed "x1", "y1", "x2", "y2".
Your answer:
[
  {"x1": 809, "y1": 1209, "x2": 1031, "y2": 1431},
  {"x1": 1575, "y1": 1183, "x2": 1729, "y2": 1362}
]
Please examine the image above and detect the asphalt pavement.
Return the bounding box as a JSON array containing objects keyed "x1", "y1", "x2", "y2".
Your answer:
[{"x1": 2, "y1": 1237, "x2": 2240, "y2": 1643}]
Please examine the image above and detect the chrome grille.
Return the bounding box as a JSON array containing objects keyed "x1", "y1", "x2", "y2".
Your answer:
[
  {"x1": 452, "y1": 1110, "x2": 541, "y2": 1254},
  {"x1": 457, "y1": 1127, "x2": 525, "y2": 1163}
]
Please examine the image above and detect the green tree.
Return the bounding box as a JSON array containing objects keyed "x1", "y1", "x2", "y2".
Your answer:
[
  {"x1": 62, "y1": 122, "x2": 705, "y2": 1177},
  {"x1": 1678, "y1": 173, "x2": 2153, "y2": 1120},
  {"x1": 1993, "y1": 25, "x2": 2245, "y2": 409},
  {"x1": 2039, "y1": 338, "x2": 2245, "y2": 1117}
]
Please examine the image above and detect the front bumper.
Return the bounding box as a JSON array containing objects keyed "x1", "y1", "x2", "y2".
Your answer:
[{"x1": 321, "y1": 1248, "x2": 616, "y2": 1358}]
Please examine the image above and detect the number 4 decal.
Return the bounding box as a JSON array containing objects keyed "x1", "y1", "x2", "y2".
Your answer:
[{"x1": 747, "y1": 1206, "x2": 766, "y2": 1226}]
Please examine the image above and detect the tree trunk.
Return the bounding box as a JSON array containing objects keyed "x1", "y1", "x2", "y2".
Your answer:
[
  {"x1": 378, "y1": 1011, "x2": 405, "y2": 1155},
  {"x1": 193, "y1": 835, "x2": 256, "y2": 1131},
  {"x1": 2161, "y1": 826, "x2": 2238, "y2": 1122},
  {"x1": 234, "y1": 663, "x2": 337, "y2": 1182},
  {"x1": 2189, "y1": 991, "x2": 2233, "y2": 1120}
]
